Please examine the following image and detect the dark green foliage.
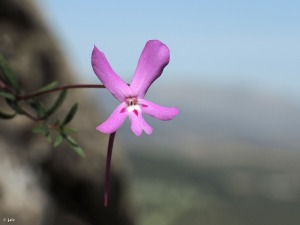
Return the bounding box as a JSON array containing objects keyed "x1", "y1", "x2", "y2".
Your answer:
[
  {"x1": 0, "y1": 53, "x2": 20, "y2": 91},
  {"x1": 32, "y1": 81, "x2": 58, "y2": 94},
  {"x1": 62, "y1": 103, "x2": 78, "y2": 126},
  {"x1": 29, "y1": 98, "x2": 83, "y2": 156},
  {"x1": 0, "y1": 53, "x2": 84, "y2": 157},
  {"x1": 45, "y1": 90, "x2": 67, "y2": 117},
  {"x1": 31, "y1": 123, "x2": 48, "y2": 134},
  {"x1": 46, "y1": 133, "x2": 52, "y2": 143},
  {"x1": 54, "y1": 134, "x2": 63, "y2": 147},
  {"x1": 62, "y1": 127, "x2": 78, "y2": 135},
  {"x1": 0, "y1": 91, "x2": 15, "y2": 100},
  {"x1": 28, "y1": 100, "x2": 47, "y2": 118},
  {"x1": 0, "y1": 110, "x2": 15, "y2": 119},
  {"x1": 6, "y1": 99, "x2": 24, "y2": 114},
  {"x1": 64, "y1": 135, "x2": 85, "y2": 157}
]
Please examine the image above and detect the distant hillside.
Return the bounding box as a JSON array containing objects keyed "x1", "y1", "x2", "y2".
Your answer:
[
  {"x1": 105, "y1": 83, "x2": 299, "y2": 146},
  {"x1": 95, "y1": 82, "x2": 300, "y2": 225}
]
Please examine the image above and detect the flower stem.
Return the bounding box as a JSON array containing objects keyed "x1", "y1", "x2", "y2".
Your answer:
[
  {"x1": 104, "y1": 131, "x2": 116, "y2": 207},
  {"x1": 17, "y1": 84, "x2": 106, "y2": 101}
]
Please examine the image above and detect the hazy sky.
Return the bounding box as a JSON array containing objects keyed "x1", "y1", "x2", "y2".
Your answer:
[{"x1": 40, "y1": 0, "x2": 300, "y2": 96}]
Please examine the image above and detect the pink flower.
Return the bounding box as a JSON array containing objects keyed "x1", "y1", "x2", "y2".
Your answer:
[{"x1": 92, "y1": 40, "x2": 179, "y2": 136}]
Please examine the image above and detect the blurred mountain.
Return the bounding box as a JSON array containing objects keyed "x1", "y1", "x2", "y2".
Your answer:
[
  {"x1": 95, "y1": 80, "x2": 300, "y2": 224},
  {"x1": 119, "y1": 82, "x2": 300, "y2": 225},
  {"x1": 108, "y1": 82, "x2": 300, "y2": 148}
]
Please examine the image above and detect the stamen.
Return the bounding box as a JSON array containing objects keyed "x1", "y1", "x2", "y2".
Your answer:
[{"x1": 126, "y1": 97, "x2": 138, "y2": 107}]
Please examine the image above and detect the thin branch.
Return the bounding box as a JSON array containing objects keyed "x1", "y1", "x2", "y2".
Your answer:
[
  {"x1": 0, "y1": 80, "x2": 7, "y2": 89},
  {"x1": 21, "y1": 109, "x2": 41, "y2": 122},
  {"x1": 17, "y1": 84, "x2": 106, "y2": 101},
  {"x1": 104, "y1": 131, "x2": 116, "y2": 207},
  {"x1": 0, "y1": 80, "x2": 16, "y2": 94}
]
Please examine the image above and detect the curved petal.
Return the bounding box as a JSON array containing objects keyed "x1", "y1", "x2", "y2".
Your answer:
[
  {"x1": 139, "y1": 115, "x2": 153, "y2": 135},
  {"x1": 130, "y1": 40, "x2": 170, "y2": 98},
  {"x1": 96, "y1": 103, "x2": 128, "y2": 133},
  {"x1": 92, "y1": 46, "x2": 132, "y2": 102},
  {"x1": 139, "y1": 99, "x2": 179, "y2": 121},
  {"x1": 128, "y1": 110, "x2": 153, "y2": 136},
  {"x1": 129, "y1": 111, "x2": 142, "y2": 136}
]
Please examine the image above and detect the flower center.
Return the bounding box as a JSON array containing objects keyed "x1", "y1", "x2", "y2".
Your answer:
[
  {"x1": 125, "y1": 97, "x2": 140, "y2": 116},
  {"x1": 126, "y1": 97, "x2": 138, "y2": 107}
]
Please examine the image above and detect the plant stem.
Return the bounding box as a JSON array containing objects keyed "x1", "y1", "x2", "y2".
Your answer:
[
  {"x1": 21, "y1": 110, "x2": 40, "y2": 121},
  {"x1": 0, "y1": 80, "x2": 7, "y2": 89},
  {"x1": 17, "y1": 84, "x2": 106, "y2": 101},
  {"x1": 104, "y1": 131, "x2": 116, "y2": 207},
  {"x1": 0, "y1": 80, "x2": 16, "y2": 94}
]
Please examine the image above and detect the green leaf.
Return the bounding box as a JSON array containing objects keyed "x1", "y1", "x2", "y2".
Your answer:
[
  {"x1": 70, "y1": 145, "x2": 85, "y2": 157},
  {"x1": 0, "y1": 91, "x2": 15, "y2": 100},
  {"x1": 46, "y1": 133, "x2": 52, "y2": 143},
  {"x1": 53, "y1": 134, "x2": 63, "y2": 147},
  {"x1": 0, "y1": 111, "x2": 15, "y2": 119},
  {"x1": 65, "y1": 135, "x2": 77, "y2": 146},
  {"x1": 45, "y1": 90, "x2": 67, "y2": 117},
  {"x1": 32, "y1": 81, "x2": 58, "y2": 94},
  {"x1": 62, "y1": 127, "x2": 78, "y2": 135},
  {"x1": 6, "y1": 99, "x2": 24, "y2": 114},
  {"x1": 0, "y1": 54, "x2": 19, "y2": 90},
  {"x1": 65, "y1": 136, "x2": 85, "y2": 157},
  {"x1": 62, "y1": 103, "x2": 78, "y2": 126},
  {"x1": 29, "y1": 100, "x2": 46, "y2": 118},
  {"x1": 31, "y1": 124, "x2": 47, "y2": 134}
]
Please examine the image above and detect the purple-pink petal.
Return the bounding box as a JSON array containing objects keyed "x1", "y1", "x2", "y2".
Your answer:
[
  {"x1": 129, "y1": 110, "x2": 153, "y2": 136},
  {"x1": 92, "y1": 46, "x2": 133, "y2": 102},
  {"x1": 139, "y1": 99, "x2": 179, "y2": 121},
  {"x1": 129, "y1": 111, "x2": 142, "y2": 136},
  {"x1": 139, "y1": 115, "x2": 153, "y2": 135},
  {"x1": 130, "y1": 40, "x2": 170, "y2": 98},
  {"x1": 96, "y1": 103, "x2": 128, "y2": 134}
]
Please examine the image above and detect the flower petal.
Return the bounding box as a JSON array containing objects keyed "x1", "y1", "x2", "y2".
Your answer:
[
  {"x1": 129, "y1": 111, "x2": 142, "y2": 136},
  {"x1": 130, "y1": 40, "x2": 170, "y2": 98},
  {"x1": 92, "y1": 46, "x2": 132, "y2": 102},
  {"x1": 140, "y1": 117, "x2": 153, "y2": 135},
  {"x1": 96, "y1": 103, "x2": 128, "y2": 133},
  {"x1": 139, "y1": 99, "x2": 179, "y2": 121},
  {"x1": 129, "y1": 110, "x2": 153, "y2": 136}
]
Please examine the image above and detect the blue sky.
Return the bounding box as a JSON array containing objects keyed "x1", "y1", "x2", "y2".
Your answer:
[{"x1": 40, "y1": 0, "x2": 300, "y2": 97}]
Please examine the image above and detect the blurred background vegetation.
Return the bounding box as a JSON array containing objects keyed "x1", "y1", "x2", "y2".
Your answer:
[{"x1": 11, "y1": 0, "x2": 300, "y2": 224}]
